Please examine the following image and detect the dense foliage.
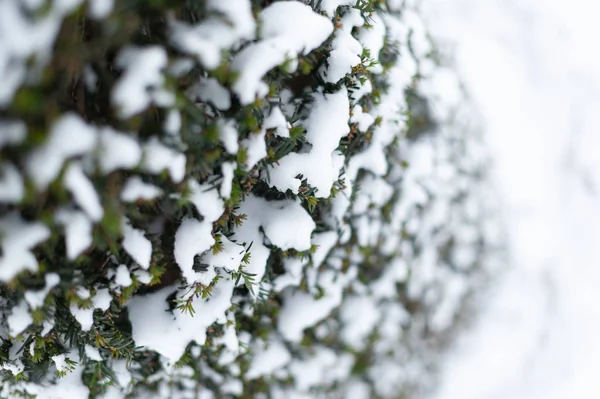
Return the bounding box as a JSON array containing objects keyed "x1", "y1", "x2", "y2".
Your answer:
[{"x1": 0, "y1": 0, "x2": 498, "y2": 398}]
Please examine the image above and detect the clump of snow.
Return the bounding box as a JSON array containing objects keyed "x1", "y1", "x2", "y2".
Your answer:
[
  {"x1": 112, "y1": 46, "x2": 167, "y2": 118},
  {"x1": 0, "y1": 213, "x2": 50, "y2": 282},
  {"x1": 97, "y1": 127, "x2": 142, "y2": 173},
  {"x1": 264, "y1": 107, "x2": 290, "y2": 138},
  {"x1": 128, "y1": 274, "x2": 235, "y2": 363},
  {"x1": 232, "y1": 1, "x2": 333, "y2": 104},
  {"x1": 120, "y1": 176, "x2": 163, "y2": 202},
  {"x1": 141, "y1": 137, "x2": 187, "y2": 183},
  {"x1": 0, "y1": 0, "x2": 80, "y2": 107},
  {"x1": 164, "y1": 109, "x2": 181, "y2": 135},
  {"x1": 241, "y1": 196, "x2": 315, "y2": 251},
  {"x1": 241, "y1": 130, "x2": 267, "y2": 170},
  {"x1": 193, "y1": 79, "x2": 232, "y2": 111},
  {"x1": 212, "y1": 312, "x2": 239, "y2": 365},
  {"x1": 246, "y1": 337, "x2": 291, "y2": 379},
  {"x1": 339, "y1": 295, "x2": 381, "y2": 349},
  {"x1": 84, "y1": 344, "x2": 103, "y2": 361},
  {"x1": 115, "y1": 264, "x2": 132, "y2": 287},
  {"x1": 218, "y1": 119, "x2": 239, "y2": 154},
  {"x1": 122, "y1": 219, "x2": 152, "y2": 269},
  {"x1": 187, "y1": 181, "x2": 224, "y2": 223},
  {"x1": 0, "y1": 120, "x2": 26, "y2": 148},
  {"x1": 199, "y1": 234, "x2": 245, "y2": 282},
  {"x1": 40, "y1": 357, "x2": 89, "y2": 399},
  {"x1": 357, "y1": 13, "x2": 385, "y2": 74},
  {"x1": 278, "y1": 270, "x2": 348, "y2": 342},
  {"x1": 321, "y1": 10, "x2": 364, "y2": 83},
  {"x1": 51, "y1": 354, "x2": 68, "y2": 373},
  {"x1": 64, "y1": 162, "x2": 104, "y2": 222},
  {"x1": 7, "y1": 300, "x2": 33, "y2": 337},
  {"x1": 0, "y1": 163, "x2": 24, "y2": 203},
  {"x1": 288, "y1": 346, "x2": 354, "y2": 391},
  {"x1": 320, "y1": 0, "x2": 355, "y2": 17},
  {"x1": 273, "y1": 258, "x2": 305, "y2": 292},
  {"x1": 87, "y1": 0, "x2": 113, "y2": 19},
  {"x1": 350, "y1": 104, "x2": 376, "y2": 132},
  {"x1": 70, "y1": 305, "x2": 94, "y2": 331},
  {"x1": 70, "y1": 288, "x2": 113, "y2": 331},
  {"x1": 267, "y1": 89, "x2": 349, "y2": 196},
  {"x1": 25, "y1": 273, "x2": 60, "y2": 309},
  {"x1": 169, "y1": 0, "x2": 255, "y2": 70},
  {"x1": 26, "y1": 113, "x2": 97, "y2": 189},
  {"x1": 174, "y1": 218, "x2": 215, "y2": 284},
  {"x1": 220, "y1": 162, "x2": 236, "y2": 199},
  {"x1": 55, "y1": 209, "x2": 93, "y2": 259},
  {"x1": 92, "y1": 288, "x2": 112, "y2": 311}
]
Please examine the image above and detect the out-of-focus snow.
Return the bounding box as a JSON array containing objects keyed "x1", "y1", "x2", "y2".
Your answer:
[{"x1": 422, "y1": 1, "x2": 600, "y2": 398}]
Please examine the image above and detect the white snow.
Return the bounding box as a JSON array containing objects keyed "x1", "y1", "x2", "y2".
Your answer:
[
  {"x1": 87, "y1": 0, "x2": 113, "y2": 19},
  {"x1": 64, "y1": 162, "x2": 104, "y2": 221},
  {"x1": 241, "y1": 130, "x2": 267, "y2": 171},
  {"x1": 320, "y1": 0, "x2": 355, "y2": 17},
  {"x1": 26, "y1": 113, "x2": 97, "y2": 189},
  {"x1": 231, "y1": 2, "x2": 333, "y2": 104},
  {"x1": 339, "y1": 295, "x2": 380, "y2": 349},
  {"x1": 231, "y1": 195, "x2": 316, "y2": 287},
  {"x1": 200, "y1": 234, "x2": 245, "y2": 276},
  {"x1": 218, "y1": 119, "x2": 239, "y2": 154},
  {"x1": 421, "y1": 1, "x2": 600, "y2": 398},
  {"x1": 128, "y1": 274, "x2": 235, "y2": 363},
  {"x1": 112, "y1": 46, "x2": 167, "y2": 118},
  {"x1": 40, "y1": 357, "x2": 89, "y2": 399},
  {"x1": 194, "y1": 79, "x2": 232, "y2": 111},
  {"x1": 41, "y1": 318, "x2": 55, "y2": 336},
  {"x1": 0, "y1": 1, "x2": 78, "y2": 107},
  {"x1": 70, "y1": 305, "x2": 95, "y2": 331},
  {"x1": 24, "y1": 273, "x2": 60, "y2": 309},
  {"x1": 70, "y1": 288, "x2": 111, "y2": 331},
  {"x1": 51, "y1": 354, "x2": 68, "y2": 373},
  {"x1": 264, "y1": 107, "x2": 289, "y2": 138},
  {"x1": 267, "y1": 89, "x2": 350, "y2": 196},
  {"x1": 7, "y1": 300, "x2": 33, "y2": 337},
  {"x1": 92, "y1": 288, "x2": 112, "y2": 311},
  {"x1": 357, "y1": 13, "x2": 385, "y2": 74},
  {"x1": 287, "y1": 346, "x2": 353, "y2": 391},
  {"x1": 246, "y1": 338, "x2": 291, "y2": 379},
  {"x1": 122, "y1": 219, "x2": 152, "y2": 269},
  {"x1": 169, "y1": 0, "x2": 255, "y2": 70},
  {"x1": 240, "y1": 196, "x2": 315, "y2": 251},
  {"x1": 321, "y1": 11, "x2": 364, "y2": 83},
  {"x1": 141, "y1": 137, "x2": 187, "y2": 183},
  {"x1": 220, "y1": 162, "x2": 236, "y2": 199},
  {"x1": 115, "y1": 264, "x2": 132, "y2": 287},
  {"x1": 187, "y1": 181, "x2": 224, "y2": 223},
  {"x1": 174, "y1": 218, "x2": 215, "y2": 284},
  {"x1": 55, "y1": 209, "x2": 93, "y2": 259},
  {"x1": 77, "y1": 286, "x2": 91, "y2": 300},
  {"x1": 0, "y1": 163, "x2": 23, "y2": 203},
  {"x1": 164, "y1": 109, "x2": 181, "y2": 135},
  {"x1": 0, "y1": 213, "x2": 50, "y2": 282},
  {"x1": 0, "y1": 120, "x2": 26, "y2": 148},
  {"x1": 212, "y1": 312, "x2": 239, "y2": 365},
  {"x1": 97, "y1": 127, "x2": 142, "y2": 173},
  {"x1": 120, "y1": 176, "x2": 163, "y2": 202},
  {"x1": 278, "y1": 270, "x2": 347, "y2": 342},
  {"x1": 84, "y1": 344, "x2": 103, "y2": 361}
]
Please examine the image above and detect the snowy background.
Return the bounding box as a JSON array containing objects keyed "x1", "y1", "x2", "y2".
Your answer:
[{"x1": 423, "y1": 0, "x2": 600, "y2": 398}]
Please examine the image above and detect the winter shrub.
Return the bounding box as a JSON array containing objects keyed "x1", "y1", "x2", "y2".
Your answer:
[{"x1": 0, "y1": 0, "x2": 497, "y2": 398}]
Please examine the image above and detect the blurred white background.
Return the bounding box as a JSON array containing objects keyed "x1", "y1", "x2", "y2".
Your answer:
[{"x1": 423, "y1": 1, "x2": 600, "y2": 398}]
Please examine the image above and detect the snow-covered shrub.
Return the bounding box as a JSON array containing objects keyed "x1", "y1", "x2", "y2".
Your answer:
[{"x1": 0, "y1": 0, "x2": 498, "y2": 398}]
